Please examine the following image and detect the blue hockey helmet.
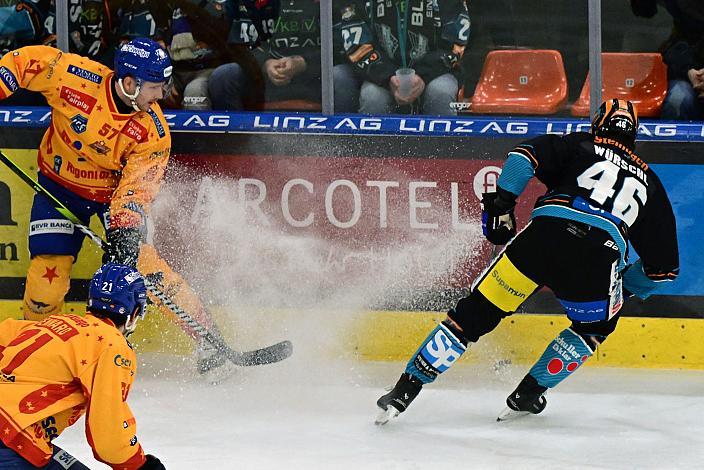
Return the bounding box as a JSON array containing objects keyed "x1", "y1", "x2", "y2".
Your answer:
[
  {"x1": 88, "y1": 263, "x2": 147, "y2": 329},
  {"x1": 114, "y1": 37, "x2": 172, "y2": 84}
]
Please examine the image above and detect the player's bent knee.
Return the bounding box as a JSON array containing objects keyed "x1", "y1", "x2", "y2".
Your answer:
[
  {"x1": 449, "y1": 253, "x2": 538, "y2": 342},
  {"x1": 23, "y1": 255, "x2": 73, "y2": 320},
  {"x1": 447, "y1": 292, "x2": 508, "y2": 342}
]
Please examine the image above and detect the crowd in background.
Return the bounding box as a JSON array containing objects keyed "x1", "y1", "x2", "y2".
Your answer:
[{"x1": 0, "y1": 0, "x2": 703, "y2": 118}]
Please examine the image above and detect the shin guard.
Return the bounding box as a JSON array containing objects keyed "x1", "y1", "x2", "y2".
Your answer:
[
  {"x1": 137, "y1": 243, "x2": 214, "y2": 339},
  {"x1": 528, "y1": 327, "x2": 594, "y2": 388},
  {"x1": 23, "y1": 255, "x2": 73, "y2": 320},
  {"x1": 405, "y1": 320, "x2": 469, "y2": 384}
]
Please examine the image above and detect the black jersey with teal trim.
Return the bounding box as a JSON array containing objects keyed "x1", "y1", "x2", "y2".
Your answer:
[{"x1": 498, "y1": 131, "x2": 678, "y2": 287}]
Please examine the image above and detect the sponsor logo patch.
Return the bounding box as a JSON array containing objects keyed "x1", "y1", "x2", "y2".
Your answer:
[
  {"x1": 52, "y1": 449, "x2": 77, "y2": 469},
  {"x1": 148, "y1": 108, "x2": 166, "y2": 137},
  {"x1": 419, "y1": 326, "x2": 464, "y2": 373},
  {"x1": 0, "y1": 66, "x2": 19, "y2": 92},
  {"x1": 60, "y1": 86, "x2": 97, "y2": 113},
  {"x1": 122, "y1": 43, "x2": 150, "y2": 58},
  {"x1": 121, "y1": 119, "x2": 148, "y2": 142},
  {"x1": 114, "y1": 354, "x2": 132, "y2": 369},
  {"x1": 88, "y1": 140, "x2": 111, "y2": 155},
  {"x1": 65, "y1": 161, "x2": 112, "y2": 180},
  {"x1": 29, "y1": 219, "x2": 74, "y2": 235},
  {"x1": 67, "y1": 65, "x2": 103, "y2": 84}
]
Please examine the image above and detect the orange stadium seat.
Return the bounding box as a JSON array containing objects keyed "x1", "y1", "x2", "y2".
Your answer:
[
  {"x1": 470, "y1": 49, "x2": 568, "y2": 115},
  {"x1": 570, "y1": 53, "x2": 667, "y2": 117},
  {"x1": 263, "y1": 100, "x2": 322, "y2": 112}
]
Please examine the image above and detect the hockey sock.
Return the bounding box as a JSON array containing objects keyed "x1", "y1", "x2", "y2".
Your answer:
[
  {"x1": 528, "y1": 327, "x2": 594, "y2": 388},
  {"x1": 405, "y1": 320, "x2": 469, "y2": 384}
]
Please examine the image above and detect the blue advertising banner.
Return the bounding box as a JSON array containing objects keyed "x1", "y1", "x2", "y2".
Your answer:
[
  {"x1": 653, "y1": 164, "x2": 704, "y2": 296},
  {"x1": 1, "y1": 107, "x2": 704, "y2": 141}
]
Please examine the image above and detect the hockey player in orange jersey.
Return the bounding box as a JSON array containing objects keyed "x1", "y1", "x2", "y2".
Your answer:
[
  {"x1": 0, "y1": 38, "x2": 230, "y2": 379},
  {"x1": 0, "y1": 263, "x2": 165, "y2": 470}
]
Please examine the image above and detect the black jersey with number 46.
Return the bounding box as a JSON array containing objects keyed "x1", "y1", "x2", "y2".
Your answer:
[{"x1": 505, "y1": 131, "x2": 678, "y2": 283}]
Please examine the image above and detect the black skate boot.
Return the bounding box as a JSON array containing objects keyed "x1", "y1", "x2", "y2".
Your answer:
[
  {"x1": 497, "y1": 374, "x2": 548, "y2": 422},
  {"x1": 375, "y1": 373, "x2": 423, "y2": 425}
]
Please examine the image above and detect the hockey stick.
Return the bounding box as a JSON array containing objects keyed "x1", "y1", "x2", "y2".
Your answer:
[{"x1": 0, "y1": 150, "x2": 292, "y2": 366}]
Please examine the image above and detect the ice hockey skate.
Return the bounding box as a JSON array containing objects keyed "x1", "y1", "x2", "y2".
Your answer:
[
  {"x1": 497, "y1": 374, "x2": 548, "y2": 422},
  {"x1": 375, "y1": 373, "x2": 423, "y2": 425}
]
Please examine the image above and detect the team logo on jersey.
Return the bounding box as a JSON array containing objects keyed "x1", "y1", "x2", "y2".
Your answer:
[
  {"x1": 70, "y1": 114, "x2": 88, "y2": 134},
  {"x1": 88, "y1": 140, "x2": 111, "y2": 155},
  {"x1": 60, "y1": 86, "x2": 97, "y2": 114},
  {"x1": 0, "y1": 66, "x2": 19, "y2": 92},
  {"x1": 147, "y1": 108, "x2": 166, "y2": 137},
  {"x1": 54, "y1": 155, "x2": 63, "y2": 174},
  {"x1": 67, "y1": 65, "x2": 103, "y2": 84}
]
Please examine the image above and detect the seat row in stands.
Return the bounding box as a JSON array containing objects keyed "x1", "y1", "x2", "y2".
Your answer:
[
  {"x1": 468, "y1": 50, "x2": 667, "y2": 117},
  {"x1": 268, "y1": 51, "x2": 667, "y2": 116}
]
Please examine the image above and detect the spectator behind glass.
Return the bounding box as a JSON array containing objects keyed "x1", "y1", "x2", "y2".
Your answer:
[
  {"x1": 229, "y1": 0, "x2": 357, "y2": 112},
  {"x1": 632, "y1": 0, "x2": 704, "y2": 120},
  {"x1": 0, "y1": 0, "x2": 51, "y2": 106},
  {"x1": 0, "y1": 0, "x2": 49, "y2": 54},
  {"x1": 333, "y1": 0, "x2": 470, "y2": 115},
  {"x1": 44, "y1": 0, "x2": 109, "y2": 63},
  {"x1": 104, "y1": 0, "x2": 172, "y2": 63},
  {"x1": 162, "y1": 0, "x2": 276, "y2": 111}
]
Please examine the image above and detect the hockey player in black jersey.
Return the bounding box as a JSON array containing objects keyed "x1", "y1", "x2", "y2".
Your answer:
[{"x1": 376, "y1": 99, "x2": 680, "y2": 424}]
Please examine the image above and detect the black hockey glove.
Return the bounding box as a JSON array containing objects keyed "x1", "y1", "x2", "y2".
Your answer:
[
  {"x1": 103, "y1": 227, "x2": 142, "y2": 268},
  {"x1": 481, "y1": 188, "x2": 517, "y2": 245},
  {"x1": 140, "y1": 454, "x2": 166, "y2": 470}
]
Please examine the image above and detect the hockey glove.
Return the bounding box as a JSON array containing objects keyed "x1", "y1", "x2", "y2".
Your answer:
[
  {"x1": 481, "y1": 188, "x2": 517, "y2": 245},
  {"x1": 140, "y1": 454, "x2": 166, "y2": 470},
  {"x1": 103, "y1": 227, "x2": 142, "y2": 268}
]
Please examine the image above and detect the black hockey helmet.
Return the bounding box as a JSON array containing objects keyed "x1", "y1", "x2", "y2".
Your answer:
[{"x1": 591, "y1": 99, "x2": 639, "y2": 150}]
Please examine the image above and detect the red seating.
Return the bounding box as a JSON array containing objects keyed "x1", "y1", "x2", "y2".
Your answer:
[
  {"x1": 570, "y1": 53, "x2": 667, "y2": 117},
  {"x1": 470, "y1": 49, "x2": 568, "y2": 114}
]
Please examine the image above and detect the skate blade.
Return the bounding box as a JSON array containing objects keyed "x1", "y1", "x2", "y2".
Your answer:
[
  {"x1": 496, "y1": 406, "x2": 531, "y2": 422},
  {"x1": 375, "y1": 406, "x2": 400, "y2": 426}
]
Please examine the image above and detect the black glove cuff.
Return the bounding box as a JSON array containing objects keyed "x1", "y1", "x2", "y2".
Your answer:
[{"x1": 494, "y1": 187, "x2": 518, "y2": 212}]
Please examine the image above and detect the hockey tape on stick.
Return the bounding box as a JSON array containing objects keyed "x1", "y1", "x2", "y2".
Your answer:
[{"x1": 0, "y1": 150, "x2": 292, "y2": 366}]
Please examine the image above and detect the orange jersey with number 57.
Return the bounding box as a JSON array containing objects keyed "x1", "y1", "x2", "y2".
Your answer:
[
  {"x1": 0, "y1": 314, "x2": 145, "y2": 470},
  {"x1": 0, "y1": 45, "x2": 171, "y2": 229}
]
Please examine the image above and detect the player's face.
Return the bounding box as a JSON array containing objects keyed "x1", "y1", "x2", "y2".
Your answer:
[{"x1": 135, "y1": 81, "x2": 165, "y2": 112}]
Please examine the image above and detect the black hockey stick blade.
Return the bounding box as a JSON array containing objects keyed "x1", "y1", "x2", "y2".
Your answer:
[{"x1": 224, "y1": 340, "x2": 293, "y2": 366}]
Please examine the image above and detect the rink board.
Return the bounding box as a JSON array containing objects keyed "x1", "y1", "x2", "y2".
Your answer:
[
  {"x1": 1, "y1": 111, "x2": 704, "y2": 371},
  {"x1": 0, "y1": 300, "x2": 701, "y2": 370}
]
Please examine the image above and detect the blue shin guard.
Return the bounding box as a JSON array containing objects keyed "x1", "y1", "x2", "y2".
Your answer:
[
  {"x1": 528, "y1": 327, "x2": 594, "y2": 388},
  {"x1": 405, "y1": 321, "x2": 468, "y2": 384}
]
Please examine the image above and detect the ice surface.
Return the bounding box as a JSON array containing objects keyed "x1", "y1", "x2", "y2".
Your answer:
[
  {"x1": 51, "y1": 175, "x2": 704, "y2": 469},
  {"x1": 56, "y1": 354, "x2": 704, "y2": 470}
]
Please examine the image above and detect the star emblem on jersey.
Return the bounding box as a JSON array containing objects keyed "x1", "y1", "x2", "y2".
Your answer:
[{"x1": 42, "y1": 266, "x2": 59, "y2": 284}]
